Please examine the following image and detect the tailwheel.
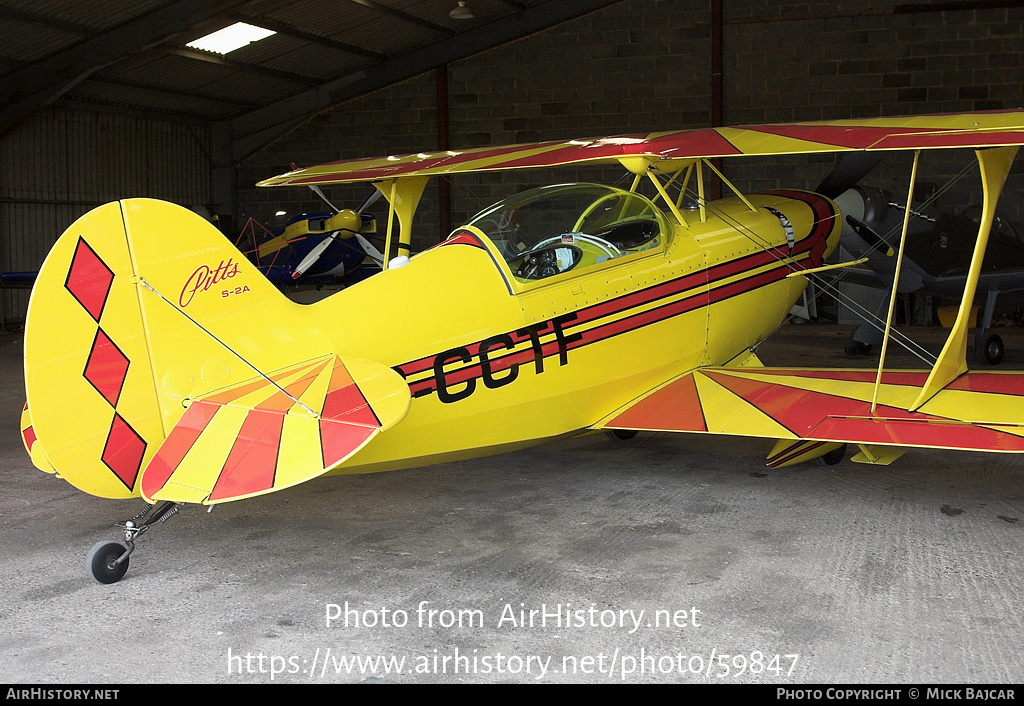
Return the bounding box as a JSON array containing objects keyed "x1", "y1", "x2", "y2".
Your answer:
[
  {"x1": 86, "y1": 501, "x2": 180, "y2": 583},
  {"x1": 811, "y1": 444, "x2": 847, "y2": 467},
  {"x1": 86, "y1": 541, "x2": 130, "y2": 584}
]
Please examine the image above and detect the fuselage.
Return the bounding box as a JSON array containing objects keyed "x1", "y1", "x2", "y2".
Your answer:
[
  {"x1": 21, "y1": 187, "x2": 841, "y2": 503},
  {"x1": 314, "y1": 187, "x2": 841, "y2": 475}
]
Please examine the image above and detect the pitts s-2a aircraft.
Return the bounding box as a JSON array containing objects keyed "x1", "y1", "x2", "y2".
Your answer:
[{"x1": 19, "y1": 110, "x2": 1024, "y2": 583}]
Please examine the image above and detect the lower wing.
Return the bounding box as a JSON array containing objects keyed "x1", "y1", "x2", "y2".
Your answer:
[{"x1": 599, "y1": 366, "x2": 1024, "y2": 463}]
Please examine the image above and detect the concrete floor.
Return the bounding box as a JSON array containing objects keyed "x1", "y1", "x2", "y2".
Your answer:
[{"x1": 2, "y1": 325, "x2": 1023, "y2": 684}]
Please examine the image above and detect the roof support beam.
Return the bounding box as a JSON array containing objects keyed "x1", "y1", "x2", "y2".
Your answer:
[
  {"x1": 0, "y1": 0, "x2": 256, "y2": 136},
  {"x1": 160, "y1": 46, "x2": 322, "y2": 86},
  {"x1": 231, "y1": 0, "x2": 626, "y2": 161},
  {"x1": 347, "y1": 0, "x2": 455, "y2": 37},
  {"x1": 90, "y1": 75, "x2": 263, "y2": 109},
  {"x1": 230, "y1": 13, "x2": 388, "y2": 61},
  {"x1": 0, "y1": 6, "x2": 95, "y2": 36}
]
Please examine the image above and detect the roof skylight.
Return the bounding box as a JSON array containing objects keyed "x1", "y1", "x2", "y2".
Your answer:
[{"x1": 186, "y1": 23, "x2": 276, "y2": 54}]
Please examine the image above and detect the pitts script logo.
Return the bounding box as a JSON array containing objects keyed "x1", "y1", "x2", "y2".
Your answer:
[{"x1": 179, "y1": 258, "x2": 240, "y2": 307}]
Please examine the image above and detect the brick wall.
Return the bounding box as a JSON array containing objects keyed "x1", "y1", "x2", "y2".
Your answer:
[{"x1": 236, "y1": 0, "x2": 1024, "y2": 253}]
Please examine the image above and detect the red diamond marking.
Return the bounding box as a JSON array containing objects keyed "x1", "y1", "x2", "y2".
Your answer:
[
  {"x1": 102, "y1": 414, "x2": 147, "y2": 490},
  {"x1": 22, "y1": 425, "x2": 37, "y2": 451},
  {"x1": 84, "y1": 329, "x2": 129, "y2": 407},
  {"x1": 65, "y1": 237, "x2": 114, "y2": 322}
]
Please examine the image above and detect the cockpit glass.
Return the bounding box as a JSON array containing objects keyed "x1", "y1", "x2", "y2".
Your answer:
[{"x1": 466, "y1": 184, "x2": 668, "y2": 281}]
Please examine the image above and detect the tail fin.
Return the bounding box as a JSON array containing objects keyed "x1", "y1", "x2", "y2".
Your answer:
[{"x1": 24, "y1": 199, "x2": 330, "y2": 499}]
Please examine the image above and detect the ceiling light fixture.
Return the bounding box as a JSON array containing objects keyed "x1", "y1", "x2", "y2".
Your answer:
[
  {"x1": 450, "y1": 2, "x2": 474, "y2": 20},
  {"x1": 186, "y1": 22, "x2": 276, "y2": 54}
]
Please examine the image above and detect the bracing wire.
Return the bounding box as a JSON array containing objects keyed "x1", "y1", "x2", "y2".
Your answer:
[
  {"x1": 650, "y1": 162, "x2": 984, "y2": 367},
  {"x1": 136, "y1": 277, "x2": 320, "y2": 418}
]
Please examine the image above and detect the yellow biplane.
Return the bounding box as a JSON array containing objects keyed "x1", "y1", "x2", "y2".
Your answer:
[{"x1": 19, "y1": 110, "x2": 1024, "y2": 583}]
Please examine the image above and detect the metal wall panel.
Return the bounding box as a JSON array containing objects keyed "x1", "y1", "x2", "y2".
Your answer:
[{"x1": 0, "y1": 106, "x2": 212, "y2": 323}]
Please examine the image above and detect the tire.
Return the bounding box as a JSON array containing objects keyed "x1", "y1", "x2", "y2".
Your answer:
[
  {"x1": 811, "y1": 444, "x2": 846, "y2": 467},
  {"x1": 980, "y1": 333, "x2": 1004, "y2": 366},
  {"x1": 844, "y1": 342, "x2": 872, "y2": 356},
  {"x1": 605, "y1": 429, "x2": 638, "y2": 441},
  {"x1": 86, "y1": 542, "x2": 129, "y2": 584}
]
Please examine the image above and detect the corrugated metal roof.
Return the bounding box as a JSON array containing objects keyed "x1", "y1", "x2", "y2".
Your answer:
[
  {"x1": 0, "y1": 18, "x2": 82, "y2": 63},
  {"x1": 0, "y1": 0, "x2": 168, "y2": 32},
  {"x1": 0, "y1": 0, "x2": 607, "y2": 127},
  {"x1": 240, "y1": 38, "x2": 371, "y2": 82},
  {"x1": 69, "y1": 79, "x2": 244, "y2": 120}
]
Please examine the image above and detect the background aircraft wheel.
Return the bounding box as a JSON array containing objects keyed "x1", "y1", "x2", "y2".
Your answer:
[
  {"x1": 605, "y1": 429, "x2": 638, "y2": 441},
  {"x1": 844, "y1": 342, "x2": 872, "y2": 356},
  {"x1": 86, "y1": 542, "x2": 129, "y2": 584},
  {"x1": 811, "y1": 444, "x2": 846, "y2": 466},
  {"x1": 979, "y1": 333, "x2": 1004, "y2": 366}
]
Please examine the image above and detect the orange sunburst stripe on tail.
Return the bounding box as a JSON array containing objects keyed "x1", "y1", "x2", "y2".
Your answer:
[
  {"x1": 321, "y1": 358, "x2": 380, "y2": 427},
  {"x1": 208, "y1": 409, "x2": 285, "y2": 502},
  {"x1": 254, "y1": 359, "x2": 330, "y2": 412},
  {"x1": 320, "y1": 422, "x2": 378, "y2": 470},
  {"x1": 203, "y1": 359, "x2": 325, "y2": 406},
  {"x1": 139, "y1": 355, "x2": 406, "y2": 504},
  {"x1": 320, "y1": 358, "x2": 381, "y2": 469},
  {"x1": 140, "y1": 401, "x2": 220, "y2": 500}
]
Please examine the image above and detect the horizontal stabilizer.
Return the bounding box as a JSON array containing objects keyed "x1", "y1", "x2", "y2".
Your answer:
[
  {"x1": 140, "y1": 355, "x2": 410, "y2": 504},
  {"x1": 601, "y1": 367, "x2": 1024, "y2": 454}
]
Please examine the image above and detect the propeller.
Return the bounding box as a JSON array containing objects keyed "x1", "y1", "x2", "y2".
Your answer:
[
  {"x1": 815, "y1": 152, "x2": 887, "y2": 200},
  {"x1": 289, "y1": 184, "x2": 386, "y2": 280},
  {"x1": 845, "y1": 215, "x2": 895, "y2": 257},
  {"x1": 309, "y1": 184, "x2": 339, "y2": 213}
]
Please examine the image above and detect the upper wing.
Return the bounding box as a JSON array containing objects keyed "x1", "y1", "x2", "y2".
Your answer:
[
  {"x1": 139, "y1": 355, "x2": 411, "y2": 505},
  {"x1": 258, "y1": 110, "x2": 1024, "y2": 187},
  {"x1": 599, "y1": 366, "x2": 1024, "y2": 455}
]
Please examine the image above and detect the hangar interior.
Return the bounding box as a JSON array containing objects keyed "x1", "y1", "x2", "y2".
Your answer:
[
  {"x1": 3, "y1": 0, "x2": 1024, "y2": 684},
  {"x1": 1, "y1": 0, "x2": 1022, "y2": 324}
]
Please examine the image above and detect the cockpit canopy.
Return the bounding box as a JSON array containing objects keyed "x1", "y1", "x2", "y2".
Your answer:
[{"x1": 466, "y1": 183, "x2": 669, "y2": 281}]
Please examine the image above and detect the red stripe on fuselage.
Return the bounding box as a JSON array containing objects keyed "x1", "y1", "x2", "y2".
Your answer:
[
  {"x1": 396, "y1": 191, "x2": 834, "y2": 397},
  {"x1": 405, "y1": 254, "x2": 809, "y2": 398}
]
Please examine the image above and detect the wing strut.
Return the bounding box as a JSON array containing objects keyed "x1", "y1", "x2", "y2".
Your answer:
[
  {"x1": 871, "y1": 150, "x2": 921, "y2": 413},
  {"x1": 376, "y1": 176, "x2": 428, "y2": 269},
  {"x1": 909, "y1": 145, "x2": 1020, "y2": 411}
]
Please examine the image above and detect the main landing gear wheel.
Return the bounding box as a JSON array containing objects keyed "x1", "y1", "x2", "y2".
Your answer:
[
  {"x1": 86, "y1": 541, "x2": 129, "y2": 584},
  {"x1": 811, "y1": 444, "x2": 847, "y2": 467},
  {"x1": 844, "y1": 341, "x2": 873, "y2": 356},
  {"x1": 605, "y1": 429, "x2": 638, "y2": 441},
  {"x1": 978, "y1": 333, "x2": 1004, "y2": 366}
]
